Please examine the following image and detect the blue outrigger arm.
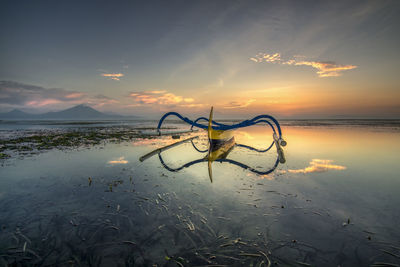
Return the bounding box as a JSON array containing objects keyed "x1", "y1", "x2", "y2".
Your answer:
[{"x1": 156, "y1": 110, "x2": 287, "y2": 147}]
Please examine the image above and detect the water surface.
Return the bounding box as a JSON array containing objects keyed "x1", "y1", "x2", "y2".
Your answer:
[{"x1": 0, "y1": 121, "x2": 399, "y2": 266}]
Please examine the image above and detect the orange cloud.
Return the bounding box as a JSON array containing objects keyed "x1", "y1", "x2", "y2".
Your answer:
[
  {"x1": 129, "y1": 90, "x2": 197, "y2": 106},
  {"x1": 251, "y1": 52, "x2": 357, "y2": 77},
  {"x1": 25, "y1": 99, "x2": 62, "y2": 107},
  {"x1": 223, "y1": 99, "x2": 256, "y2": 109},
  {"x1": 101, "y1": 73, "x2": 124, "y2": 81},
  {"x1": 178, "y1": 103, "x2": 205, "y2": 108},
  {"x1": 148, "y1": 90, "x2": 167, "y2": 94},
  {"x1": 287, "y1": 159, "x2": 346, "y2": 174},
  {"x1": 184, "y1": 98, "x2": 194, "y2": 103},
  {"x1": 284, "y1": 60, "x2": 357, "y2": 77}
]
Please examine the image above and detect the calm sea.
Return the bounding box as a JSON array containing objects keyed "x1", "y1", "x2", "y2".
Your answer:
[{"x1": 0, "y1": 120, "x2": 399, "y2": 266}]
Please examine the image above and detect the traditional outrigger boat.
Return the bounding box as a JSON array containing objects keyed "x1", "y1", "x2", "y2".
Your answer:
[{"x1": 140, "y1": 107, "x2": 286, "y2": 182}]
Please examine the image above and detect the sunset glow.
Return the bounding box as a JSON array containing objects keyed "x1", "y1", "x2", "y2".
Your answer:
[{"x1": 0, "y1": 1, "x2": 399, "y2": 118}]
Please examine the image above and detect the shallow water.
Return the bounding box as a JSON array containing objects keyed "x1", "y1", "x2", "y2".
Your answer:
[{"x1": 0, "y1": 122, "x2": 400, "y2": 266}]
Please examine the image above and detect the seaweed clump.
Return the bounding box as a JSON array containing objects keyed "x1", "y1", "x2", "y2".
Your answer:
[{"x1": 0, "y1": 127, "x2": 160, "y2": 160}]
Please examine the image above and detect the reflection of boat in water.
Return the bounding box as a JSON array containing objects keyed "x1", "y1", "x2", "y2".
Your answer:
[{"x1": 140, "y1": 107, "x2": 286, "y2": 182}]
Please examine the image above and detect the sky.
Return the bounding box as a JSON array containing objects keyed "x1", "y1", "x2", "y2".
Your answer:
[{"x1": 0, "y1": 0, "x2": 399, "y2": 119}]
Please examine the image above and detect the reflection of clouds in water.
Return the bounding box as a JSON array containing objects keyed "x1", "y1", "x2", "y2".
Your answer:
[
  {"x1": 234, "y1": 131, "x2": 255, "y2": 140},
  {"x1": 108, "y1": 156, "x2": 128, "y2": 164},
  {"x1": 257, "y1": 174, "x2": 274, "y2": 180},
  {"x1": 131, "y1": 138, "x2": 183, "y2": 147},
  {"x1": 131, "y1": 139, "x2": 160, "y2": 146},
  {"x1": 288, "y1": 159, "x2": 346, "y2": 174}
]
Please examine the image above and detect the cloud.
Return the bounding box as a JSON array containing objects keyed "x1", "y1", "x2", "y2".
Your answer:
[
  {"x1": 251, "y1": 53, "x2": 281, "y2": 63},
  {"x1": 25, "y1": 99, "x2": 63, "y2": 107},
  {"x1": 250, "y1": 52, "x2": 357, "y2": 77},
  {"x1": 184, "y1": 98, "x2": 194, "y2": 103},
  {"x1": 89, "y1": 94, "x2": 119, "y2": 108},
  {"x1": 0, "y1": 81, "x2": 84, "y2": 106},
  {"x1": 178, "y1": 103, "x2": 205, "y2": 108},
  {"x1": 284, "y1": 60, "x2": 357, "y2": 77},
  {"x1": 65, "y1": 92, "x2": 85, "y2": 99},
  {"x1": 287, "y1": 159, "x2": 346, "y2": 174},
  {"x1": 129, "y1": 90, "x2": 196, "y2": 106},
  {"x1": 0, "y1": 81, "x2": 119, "y2": 110},
  {"x1": 223, "y1": 99, "x2": 256, "y2": 109},
  {"x1": 148, "y1": 90, "x2": 167, "y2": 94},
  {"x1": 101, "y1": 73, "x2": 124, "y2": 81}
]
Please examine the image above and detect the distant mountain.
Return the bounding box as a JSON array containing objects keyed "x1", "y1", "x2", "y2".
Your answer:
[
  {"x1": 42, "y1": 104, "x2": 110, "y2": 119},
  {"x1": 0, "y1": 105, "x2": 132, "y2": 120}
]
